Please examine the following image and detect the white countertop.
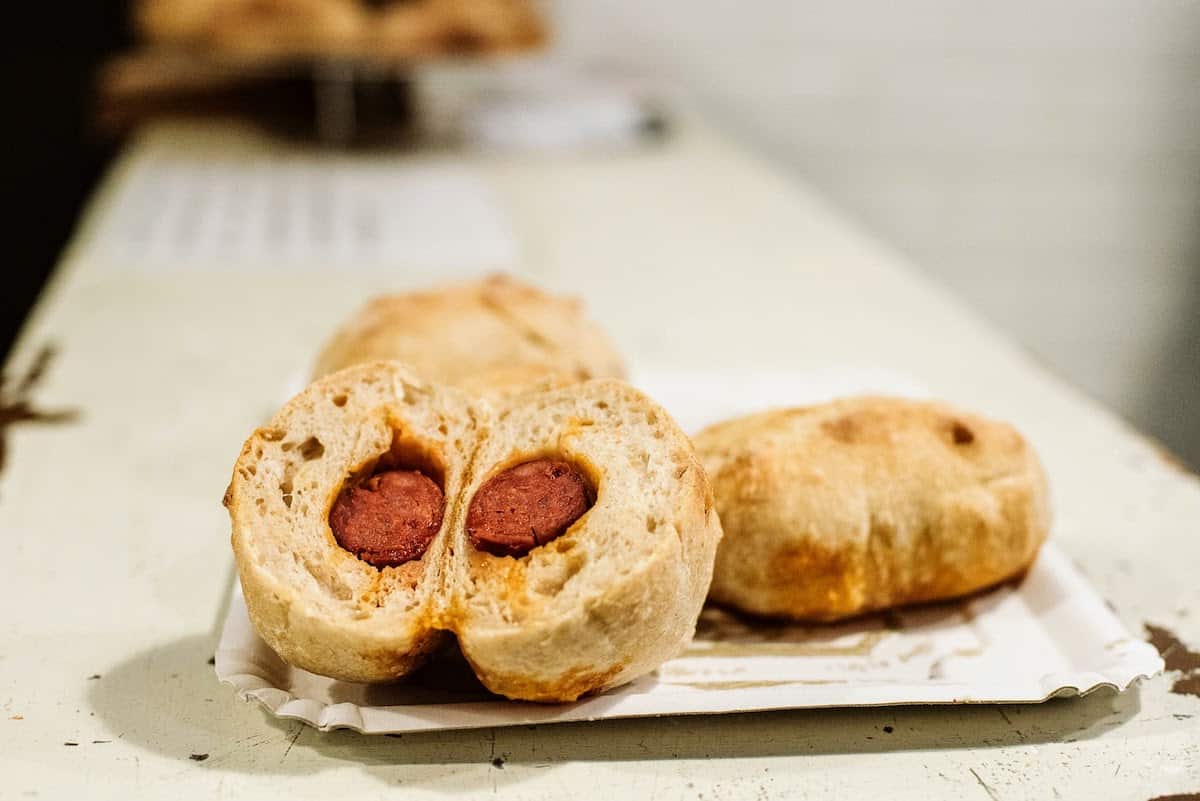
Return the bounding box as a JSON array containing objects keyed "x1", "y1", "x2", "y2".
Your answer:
[{"x1": 1, "y1": 116, "x2": 1197, "y2": 800}]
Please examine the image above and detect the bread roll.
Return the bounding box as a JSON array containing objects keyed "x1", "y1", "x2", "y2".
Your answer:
[
  {"x1": 136, "y1": 0, "x2": 224, "y2": 44},
  {"x1": 313, "y1": 275, "x2": 627, "y2": 396},
  {"x1": 226, "y1": 362, "x2": 721, "y2": 701},
  {"x1": 136, "y1": 0, "x2": 544, "y2": 57},
  {"x1": 210, "y1": 0, "x2": 364, "y2": 55},
  {"x1": 374, "y1": 0, "x2": 546, "y2": 56},
  {"x1": 694, "y1": 397, "x2": 1050, "y2": 621},
  {"x1": 137, "y1": 0, "x2": 364, "y2": 55}
]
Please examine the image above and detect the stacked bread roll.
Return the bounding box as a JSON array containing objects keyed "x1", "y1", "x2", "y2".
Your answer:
[
  {"x1": 226, "y1": 274, "x2": 1050, "y2": 703},
  {"x1": 313, "y1": 275, "x2": 627, "y2": 395}
]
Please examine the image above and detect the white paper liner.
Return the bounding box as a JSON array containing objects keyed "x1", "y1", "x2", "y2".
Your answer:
[{"x1": 217, "y1": 539, "x2": 1161, "y2": 734}]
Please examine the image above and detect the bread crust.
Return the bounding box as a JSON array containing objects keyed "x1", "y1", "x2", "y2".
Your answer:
[
  {"x1": 313, "y1": 275, "x2": 626, "y2": 396},
  {"x1": 695, "y1": 397, "x2": 1051, "y2": 621},
  {"x1": 228, "y1": 366, "x2": 719, "y2": 700}
]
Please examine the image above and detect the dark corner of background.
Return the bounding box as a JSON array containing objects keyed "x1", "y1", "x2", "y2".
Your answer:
[{"x1": 1, "y1": 2, "x2": 133, "y2": 365}]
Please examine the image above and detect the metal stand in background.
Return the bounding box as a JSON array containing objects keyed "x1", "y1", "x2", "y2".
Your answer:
[
  {"x1": 313, "y1": 61, "x2": 357, "y2": 146},
  {"x1": 313, "y1": 60, "x2": 416, "y2": 148},
  {"x1": 97, "y1": 50, "x2": 419, "y2": 148}
]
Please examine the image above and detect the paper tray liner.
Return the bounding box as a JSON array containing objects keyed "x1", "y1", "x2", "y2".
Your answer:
[{"x1": 215, "y1": 543, "x2": 1163, "y2": 734}]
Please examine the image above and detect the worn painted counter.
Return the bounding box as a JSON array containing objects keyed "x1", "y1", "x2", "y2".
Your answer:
[{"x1": 1, "y1": 117, "x2": 1197, "y2": 800}]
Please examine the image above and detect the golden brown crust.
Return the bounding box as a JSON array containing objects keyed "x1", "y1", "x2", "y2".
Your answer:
[
  {"x1": 467, "y1": 658, "x2": 626, "y2": 704},
  {"x1": 313, "y1": 275, "x2": 626, "y2": 395},
  {"x1": 695, "y1": 397, "x2": 1051, "y2": 621}
]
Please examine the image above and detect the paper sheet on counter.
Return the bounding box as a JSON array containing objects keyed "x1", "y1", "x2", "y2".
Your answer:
[{"x1": 83, "y1": 133, "x2": 518, "y2": 273}]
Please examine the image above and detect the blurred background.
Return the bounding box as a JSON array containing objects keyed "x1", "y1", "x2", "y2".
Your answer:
[{"x1": 4, "y1": 1, "x2": 1198, "y2": 466}]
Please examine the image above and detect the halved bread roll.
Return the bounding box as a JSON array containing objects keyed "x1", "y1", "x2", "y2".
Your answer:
[
  {"x1": 226, "y1": 362, "x2": 721, "y2": 700},
  {"x1": 694, "y1": 397, "x2": 1050, "y2": 621},
  {"x1": 313, "y1": 275, "x2": 627, "y2": 396}
]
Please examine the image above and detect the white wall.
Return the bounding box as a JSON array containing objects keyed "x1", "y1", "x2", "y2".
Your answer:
[{"x1": 550, "y1": 0, "x2": 1200, "y2": 463}]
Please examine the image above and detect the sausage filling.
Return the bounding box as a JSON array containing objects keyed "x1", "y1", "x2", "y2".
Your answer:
[
  {"x1": 329, "y1": 470, "x2": 444, "y2": 567},
  {"x1": 466, "y1": 459, "x2": 592, "y2": 557}
]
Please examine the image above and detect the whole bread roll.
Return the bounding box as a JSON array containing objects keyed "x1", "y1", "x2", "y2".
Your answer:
[
  {"x1": 313, "y1": 275, "x2": 627, "y2": 396},
  {"x1": 226, "y1": 362, "x2": 721, "y2": 701},
  {"x1": 694, "y1": 397, "x2": 1050, "y2": 621}
]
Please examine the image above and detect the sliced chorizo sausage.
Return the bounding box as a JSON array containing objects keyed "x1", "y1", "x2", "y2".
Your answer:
[
  {"x1": 466, "y1": 459, "x2": 592, "y2": 557},
  {"x1": 329, "y1": 470, "x2": 444, "y2": 567}
]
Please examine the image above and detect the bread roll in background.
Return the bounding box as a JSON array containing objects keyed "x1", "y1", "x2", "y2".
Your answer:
[
  {"x1": 313, "y1": 275, "x2": 627, "y2": 397},
  {"x1": 695, "y1": 396, "x2": 1051, "y2": 621},
  {"x1": 137, "y1": 0, "x2": 365, "y2": 55},
  {"x1": 226, "y1": 362, "x2": 722, "y2": 700},
  {"x1": 375, "y1": 0, "x2": 546, "y2": 57},
  {"x1": 135, "y1": 0, "x2": 546, "y2": 58}
]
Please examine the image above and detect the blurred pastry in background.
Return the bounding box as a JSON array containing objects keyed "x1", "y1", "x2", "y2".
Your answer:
[
  {"x1": 375, "y1": 0, "x2": 546, "y2": 57},
  {"x1": 137, "y1": 0, "x2": 364, "y2": 57},
  {"x1": 135, "y1": 0, "x2": 546, "y2": 60}
]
